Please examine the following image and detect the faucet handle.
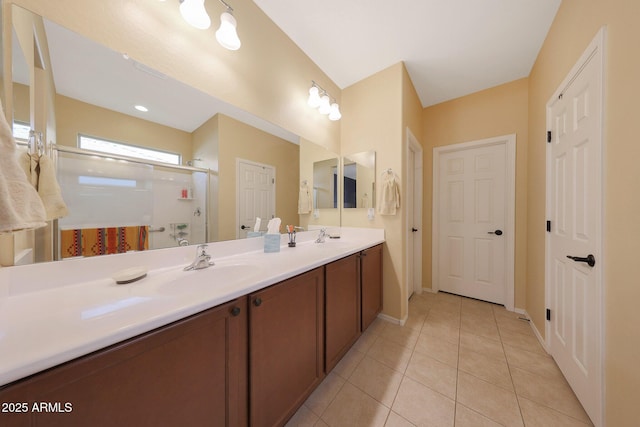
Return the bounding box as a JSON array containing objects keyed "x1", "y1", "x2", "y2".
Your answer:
[{"x1": 196, "y1": 244, "x2": 208, "y2": 256}]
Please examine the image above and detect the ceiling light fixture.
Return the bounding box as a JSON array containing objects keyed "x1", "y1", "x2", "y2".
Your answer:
[
  {"x1": 134, "y1": 105, "x2": 149, "y2": 112},
  {"x1": 215, "y1": 0, "x2": 241, "y2": 50},
  {"x1": 308, "y1": 81, "x2": 341, "y2": 121},
  {"x1": 179, "y1": 0, "x2": 211, "y2": 29}
]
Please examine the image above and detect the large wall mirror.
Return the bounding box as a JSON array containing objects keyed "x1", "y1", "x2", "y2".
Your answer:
[
  {"x1": 342, "y1": 150, "x2": 376, "y2": 209},
  {"x1": 2, "y1": 4, "x2": 340, "y2": 266}
]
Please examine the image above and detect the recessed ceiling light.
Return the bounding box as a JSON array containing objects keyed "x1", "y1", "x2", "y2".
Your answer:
[{"x1": 134, "y1": 105, "x2": 149, "y2": 112}]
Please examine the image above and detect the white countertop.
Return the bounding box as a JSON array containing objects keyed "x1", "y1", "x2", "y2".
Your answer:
[{"x1": 0, "y1": 227, "x2": 384, "y2": 387}]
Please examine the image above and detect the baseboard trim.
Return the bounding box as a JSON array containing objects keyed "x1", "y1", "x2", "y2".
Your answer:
[
  {"x1": 377, "y1": 312, "x2": 407, "y2": 326},
  {"x1": 422, "y1": 287, "x2": 436, "y2": 294},
  {"x1": 523, "y1": 310, "x2": 549, "y2": 354}
]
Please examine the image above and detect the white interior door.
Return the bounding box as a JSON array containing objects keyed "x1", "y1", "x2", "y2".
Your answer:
[
  {"x1": 237, "y1": 160, "x2": 275, "y2": 238},
  {"x1": 546, "y1": 28, "x2": 604, "y2": 427},
  {"x1": 406, "y1": 129, "x2": 423, "y2": 300},
  {"x1": 434, "y1": 136, "x2": 515, "y2": 306}
]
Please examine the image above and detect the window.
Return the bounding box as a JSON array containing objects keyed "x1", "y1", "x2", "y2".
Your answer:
[
  {"x1": 78, "y1": 135, "x2": 181, "y2": 165},
  {"x1": 13, "y1": 121, "x2": 31, "y2": 142}
]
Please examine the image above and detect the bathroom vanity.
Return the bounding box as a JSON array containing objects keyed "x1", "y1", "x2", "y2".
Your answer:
[{"x1": 0, "y1": 228, "x2": 383, "y2": 426}]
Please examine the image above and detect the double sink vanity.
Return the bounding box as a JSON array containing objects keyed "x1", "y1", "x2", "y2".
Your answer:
[{"x1": 0, "y1": 227, "x2": 384, "y2": 426}]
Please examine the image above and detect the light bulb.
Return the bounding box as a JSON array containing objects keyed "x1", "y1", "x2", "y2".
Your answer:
[
  {"x1": 318, "y1": 94, "x2": 331, "y2": 115},
  {"x1": 216, "y1": 11, "x2": 241, "y2": 50},
  {"x1": 308, "y1": 86, "x2": 321, "y2": 108},
  {"x1": 179, "y1": 0, "x2": 211, "y2": 29},
  {"x1": 328, "y1": 103, "x2": 341, "y2": 121}
]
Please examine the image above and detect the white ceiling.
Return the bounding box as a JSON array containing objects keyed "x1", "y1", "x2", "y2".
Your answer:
[
  {"x1": 42, "y1": 19, "x2": 299, "y2": 144},
  {"x1": 253, "y1": 0, "x2": 562, "y2": 107}
]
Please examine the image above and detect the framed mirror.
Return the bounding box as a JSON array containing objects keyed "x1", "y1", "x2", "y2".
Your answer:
[
  {"x1": 312, "y1": 158, "x2": 338, "y2": 209},
  {"x1": 342, "y1": 150, "x2": 376, "y2": 209}
]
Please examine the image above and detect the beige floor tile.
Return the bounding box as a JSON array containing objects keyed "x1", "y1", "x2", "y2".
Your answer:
[
  {"x1": 352, "y1": 329, "x2": 379, "y2": 354},
  {"x1": 421, "y1": 321, "x2": 460, "y2": 345},
  {"x1": 405, "y1": 351, "x2": 457, "y2": 399},
  {"x1": 349, "y1": 356, "x2": 404, "y2": 407},
  {"x1": 384, "y1": 411, "x2": 416, "y2": 427},
  {"x1": 403, "y1": 311, "x2": 427, "y2": 331},
  {"x1": 425, "y1": 309, "x2": 460, "y2": 327},
  {"x1": 496, "y1": 317, "x2": 535, "y2": 336},
  {"x1": 499, "y1": 329, "x2": 546, "y2": 355},
  {"x1": 285, "y1": 405, "x2": 319, "y2": 427},
  {"x1": 379, "y1": 323, "x2": 421, "y2": 349},
  {"x1": 366, "y1": 337, "x2": 414, "y2": 373},
  {"x1": 333, "y1": 346, "x2": 366, "y2": 380},
  {"x1": 461, "y1": 303, "x2": 496, "y2": 321},
  {"x1": 454, "y1": 403, "x2": 503, "y2": 427},
  {"x1": 435, "y1": 291, "x2": 462, "y2": 304},
  {"x1": 503, "y1": 344, "x2": 564, "y2": 380},
  {"x1": 460, "y1": 316, "x2": 501, "y2": 341},
  {"x1": 459, "y1": 331, "x2": 504, "y2": 360},
  {"x1": 461, "y1": 310, "x2": 497, "y2": 326},
  {"x1": 458, "y1": 347, "x2": 513, "y2": 391},
  {"x1": 368, "y1": 317, "x2": 392, "y2": 335},
  {"x1": 321, "y1": 382, "x2": 390, "y2": 427},
  {"x1": 315, "y1": 420, "x2": 329, "y2": 427},
  {"x1": 456, "y1": 371, "x2": 524, "y2": 427},
  {"x1": 392, "y1": 376, "x2": 456, "y2": 427},
  {"x1": 414, "y1": 332, "x2": 459, "y2": 368},
  {"x1": 518, "y1": 396, "x2": 593, "y2": 426},
  {"x1": 493, "y1": 306, "x2": 524, "y2": 320},
  {"x1": 510, "y1": 367, "x2": 591, "y2": 423},
  {"x1": 304, "y1": 372, "x2": 345, "y2": 416}
]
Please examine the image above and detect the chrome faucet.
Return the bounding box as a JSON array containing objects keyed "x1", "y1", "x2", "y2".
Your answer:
[
  {"x1": 315, "y1": 228, "x2": 327, "y2": 243},
  {"x1": 184, "y1": 244, "x2": 215, "y2": 271}
]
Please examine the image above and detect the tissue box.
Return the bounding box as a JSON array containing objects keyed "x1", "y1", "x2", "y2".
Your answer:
[
  {"x1": 247, "y1": 231, "x2": 264, "y2": 238},
  {"x1": 264, "y1": 234, "x2": 281, "y2": 253}
]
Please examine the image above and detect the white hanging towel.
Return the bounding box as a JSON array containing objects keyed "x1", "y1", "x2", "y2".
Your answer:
[
  {"x1": 298, "y1": 181, "x2": 312, "y2": 214},
  {"x1": 0, "y1": 100, "x2": 47, "y2": 232},
  {"x1": 377, "y1": 173, "x2": 400, "y2": 215},
  {"x1": 38, "y1": 155, "x2": 69, "y2": 220}
]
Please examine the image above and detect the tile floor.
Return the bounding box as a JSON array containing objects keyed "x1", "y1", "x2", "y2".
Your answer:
[{"x1": 286, "y1": 291, "x2": 593, "y2": 427}]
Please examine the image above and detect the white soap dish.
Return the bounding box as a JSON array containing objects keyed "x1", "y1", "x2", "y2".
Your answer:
[{"x1": 112, "y1": 266, "x2": 148, "y2": 285}]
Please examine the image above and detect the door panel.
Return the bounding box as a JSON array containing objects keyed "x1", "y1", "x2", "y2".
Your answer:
[
  {"x1": 437, "y1": 143, "x2": 506, "y2": 304},
  {"x1": 547, "y1": 30, "x2": 603, "y2": 425},
  {"x1": 237, "y1": 161, "x2": 274, "y2": 238}
]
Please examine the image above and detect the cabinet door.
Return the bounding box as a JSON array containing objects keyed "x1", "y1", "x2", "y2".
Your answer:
[
  {"x1": 325, "y1": 253, "x2": 361, "y2": 372},
  {"x1": 0, "y1": 298, "x2": 248, "y2": 427},
  {"x1": 249, "y1": 267, "x2": 324, "y2": 427},
  {"x1": 361, "y1": 244, "x2": 383, "y2": 331}
]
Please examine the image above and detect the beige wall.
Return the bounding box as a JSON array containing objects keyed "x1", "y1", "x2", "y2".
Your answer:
[
  {"x1": 342, "y1": 62, "x2": 423, "y2": 321},
  {"x1": 527, "y1": 1, "x2": 640, "y2": 424},
  {"x1": 55, "y1": 94, "x2": 193, "y2": 161},
  {"x1": 423, "y1": 78, "x2": 529, "y2": 309},
  {"x1": 217, "y1": 114, "x2": 299, "y2": 241}
]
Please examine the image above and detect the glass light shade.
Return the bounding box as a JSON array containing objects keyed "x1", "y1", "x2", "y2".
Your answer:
[
  {"x1": 179, "y1": 0, "x2": 211, "y2": 30},
  {"x1": 216, "y1": 12, "x2": 241, "y2": 50},
  {"x1": 328, "y1": 103, "x2": 342, "y2": 121},
  {"x1": 308, "y1": 86, "x2": 321, "y2": 108},
  {"x1": 318, "y1": 95, "x2": 331, "y2": 115}
]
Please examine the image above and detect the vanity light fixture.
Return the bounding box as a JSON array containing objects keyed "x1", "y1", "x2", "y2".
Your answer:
[
  {"x1": 179, "y1": 0, "x2": 211, "y2": 29},
  {"x1": 308, "y1": 81, "x2": 341, "y2": 121},
  {"x1": 215, "y1": 0, "x2": 241, "y2": 50}
]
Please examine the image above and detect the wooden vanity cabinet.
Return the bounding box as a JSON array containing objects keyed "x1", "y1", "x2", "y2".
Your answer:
[
  {"x1": 0, "y1": 297, "x2": 248, "y2": 427},
  {"x1": 249, "y1": 267, "x2": 325, "y2": 427},
  {"x1": 325, "y1": 253, "x2": 361, "y2": 372},
  {"x1": 361, "y1": 244, "x2": 383, "y2": 331}
]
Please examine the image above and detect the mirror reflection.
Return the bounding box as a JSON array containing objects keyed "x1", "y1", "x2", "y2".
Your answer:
[
  {"x1": 312, "y1": 158, "x2": 338, "y2": 209},
  {"x1": 342, "y1": 151, "x2": 376, "y2": 209},
  {"x1": 5, "y1": 5, "x2": 339, "y2": 266}
]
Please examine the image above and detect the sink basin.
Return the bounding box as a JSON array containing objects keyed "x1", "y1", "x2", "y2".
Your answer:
[{"x1": 135, "y1": 258, "x2": 266, "y2": 296}]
